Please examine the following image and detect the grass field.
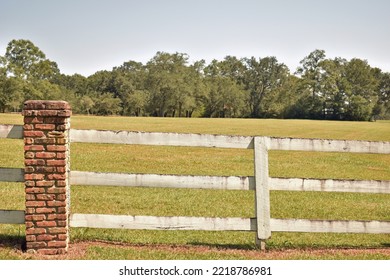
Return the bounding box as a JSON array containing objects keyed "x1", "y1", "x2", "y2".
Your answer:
[{"x1": 0, "y1": 113, "x2": 389, "y2": 259}]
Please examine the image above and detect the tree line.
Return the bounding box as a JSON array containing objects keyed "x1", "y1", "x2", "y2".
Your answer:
[{"x1": 1, "y1": 39, "x2": 389, "y2": 121}]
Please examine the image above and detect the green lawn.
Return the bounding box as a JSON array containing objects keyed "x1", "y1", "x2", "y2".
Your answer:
[{"x1": 0, "y1": 113, "x2": 389, "y2": 259}]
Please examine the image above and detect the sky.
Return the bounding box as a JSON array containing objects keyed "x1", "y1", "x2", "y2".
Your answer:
[{"x1": 1, "y1": 0, "x2": 389, "y2": 76}]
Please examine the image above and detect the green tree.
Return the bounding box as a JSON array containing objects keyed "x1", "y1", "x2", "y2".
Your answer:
[
  {"x1": 145, "y1": 52, "x2": 190, "y2": 117},
  {"x1": 376, "y1": 72, "x2": 390, "y2": 118},
  {"x1": 4, "y1": 39, "x2": 59, "y2": 80},
  {"x1": 243, "y1": 56, "x2": 289, "y2": 118},
  {"x1": 343, "y1": 59, "x2": 378, "y2": 121},
  {"x1": 296, "y1": 50, "x2": 326, "y2": 118}
]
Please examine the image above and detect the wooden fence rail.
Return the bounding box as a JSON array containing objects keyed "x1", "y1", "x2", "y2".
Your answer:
[
  {"x1": 2, "y1": 124, "x2": 390, "y2": 153},
  {"x1": 2, "y1": 168, "x2": 390, "y2": 193},
  {"x1": 1, "y1": 123, "x2": 390, "y2": 249}
]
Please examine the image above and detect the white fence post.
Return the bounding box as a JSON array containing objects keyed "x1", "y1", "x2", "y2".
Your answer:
[{"x1": 254, "y1": 136, "x2": 271, "y2": 250}]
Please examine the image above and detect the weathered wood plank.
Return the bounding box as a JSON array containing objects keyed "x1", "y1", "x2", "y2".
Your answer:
[
  {"x1": 70, "y1": 129, "x2": 254, "y2": 149},
  {"x1": 270, "y1": 218, "x2": 390, "y2": 234},
  {"x1": 70, "y1": 213, "x2": 256, "y2": 231},
  {"x1": 0, "y1": 125, "x2": 23, "y2": 139},
  {"x1": 254, "y1": 137, "x2": 271, "y2": 248},
  {"x1": 70, "y1": 214, "x2": 390, "y2": 234},
  {"x1": 270, "y1": 177, "x2": 390, "y2": 194},
  {"x1": 70, "y1": 171, "x2": 390, "y2": 194},
  {"x1": 2, "y1": 125, "x2": 389, "y2": 154},
  {"x1": 0, "y1": 168, "x2": 24, "y2": 183},
  {"x1": 0, "y1": 210, "x2": 25, "y2": 224},
  {"x1": 269, "y1": 137, "x2": 390, "y2": 154},
  {"x1": 70, "y1": 171, "x2": 253, "y2": 190}
]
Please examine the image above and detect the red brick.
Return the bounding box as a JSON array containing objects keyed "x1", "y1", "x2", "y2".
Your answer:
[
  {"x1": 25, "y1": 181, "x2": 36, "y2": 187},
  {"x1": 25, "y1": 187, "x2": 45, "y2": 193},
  {"x1": 23, "y1": 131, "x2": 45, "y2": 137},
  {"x1": 48, "y1": 241, "x2": 67, "y2": 248},
  {"x1": 25, "y1": 159, "x2": 45, "y2": 166},
  {"x1": 36, "y1": 181, "x2": 55, "y2": 187},
  {"x1": 56, "y1": 166, "x2": 66, "y2": 172},
  {"x1": 26, "y1": 235, "x2": 36, "y2": 242},
  {"x1": 24, "y1": 166, "x2": 35, "y2": 173},
  {"x1": 36, "y1": 234, "x2": 55, "y2": 241},
  {"x1": 47, "y1": 160, "x2": 66, "y2": 166},
  {"x1": 34, "y1": 138, "x2": 56, "y2": 144},
  {"x1": 25, "y1": 194, "x2": 36, "y2": 201},
  {"x1": 47, "y1": 214, "x2": 67, "y2": 220},
  {"x1": 24, "y1": 138, "x2": 34, "y2": 145},
  {"x1": 47, "y1": 187, "x2": 66, "y2": 194},
  {"x1": 57, "y1": 207, "x2": 67, "y2": 213},
  {"x1": 37, "y1": 110, "x2": 58, "y2": 117},
  {"x1": 48, "y1": 227, "x2": 67, "y2": 234},
  {"x1": 56, "y1": 153, "x2": 66, "y2": 159},
  {"x1": 22, "y1": 110, "x2": 39, "y2": 116},
  {"x1": 24, "y1": 174, "x2": 44, "y2": 180},
  {"x1": 57, "y1": 110, "x2": 71, "y2": 117},
  {"x1": 24, "y1": 116, "x2": 44, "y2": 124},
  {"x1": 47, "y1": 145, "x2": 66, "y2": 152},
  {"x1": 55, "y1": 125, "x2": 67, "y2": 131},
  {"x1": 23, "y1": 101, "x2": 46, "y2": 110},
  {"x1": 45, "y1": 101, "x2": 71, "y2": 110},
  {"x1": 36, "y1": 207, "x2": 56, "y2": 214},
  {"x1": 47, "y1": 131, "x2": 64, "y2": 138},
  {"x1": 26, "y1": 228, "x2": 46, "y2": 235},
  {"x1": 56, "y1": 138, "x2": 68, "y2": 144},
  {"x1": 25, "y1": 214, "x2": 46, "y2": 221},
  {"x1": 24, "y1": 145, "x2": 44, "y2": 151},
  {"x1": 56, "y1": 180, "x2": 67, "y2": 187},
  {"x1": 57, "y1": 221, "x2": 68, "y2": 227},
  {"x1": 57, "y1": 234, "x2": 68, "y2": 241},
  {"x1": 43, "y1": 117, "x2": 67, "y2": 124},
  {"x1": 36, "y1": 194, "x2": 56, "y2": 201},
  {"x1": 23, "y1": 124, "x2": 34, "y2": 130},
  {"x1": 35, "y1": 123, "x2": 56, "y2": 130},
  {"x1": 47, "y1": 174, "x2": 66, "y2": 180},
  {"x1": 35, "y1": 166, "x2": 55, "y2": 173},
  {"x1": 36, "y1": 152, "x2": 56, "y2": 159},
  {"x1": 24, "y1": 152, "x2": 35, "y2": 159},
  {"x1": 47, "y1": 201, "x2": 66, "y2": 207},
  {"x1": 25, "y1": 222, "x2": 34, "y2": 228},
  {"x1": 26, "y1": 242, "x2": 47, "y2": 249},
  {"x1": 26, "y1": 201, "x2": 46, "y2": 207},
  {"x1": 56, "y1": 194, "x2": 67, "y2": 201},
  {"x1": 25, "y1": 208, "x2": 35, "y2": 214},
  {"x1": 36, "y1": 221, "x2": 57, "y2": 227}
]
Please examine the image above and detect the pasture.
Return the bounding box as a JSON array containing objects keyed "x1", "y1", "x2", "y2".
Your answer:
[{"x1": 0, "y1": 113, "x2": 389, "y2": 259}]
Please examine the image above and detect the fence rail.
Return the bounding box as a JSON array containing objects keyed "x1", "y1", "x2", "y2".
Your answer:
[
  {"x1": 2, "y1": 168, "x2": 389, "y2": 193},
  {"x1": 2, "y1": 124, "x2": 390, "y2": 153},
  {"x1": 3, "y1": 211, "x2": 390, "y2": 235},
  {"x1": 1, "y1": 123, "x2": 390, "y2": 249},
  {"x1": 69, "y1": 214, "x2": 390, "y2": 234}
]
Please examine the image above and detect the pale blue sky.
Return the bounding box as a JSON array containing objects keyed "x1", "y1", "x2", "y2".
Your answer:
[{"x1": 1, "y1": 0, "x2": 389, "y2": 76}]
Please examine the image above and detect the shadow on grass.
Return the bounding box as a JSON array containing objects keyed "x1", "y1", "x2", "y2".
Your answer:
[{"x1": 0, "y1": 234, "x2": 26, "y2": 252}]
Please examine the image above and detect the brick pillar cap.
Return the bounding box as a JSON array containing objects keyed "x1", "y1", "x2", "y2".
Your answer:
[{"x1": 23, "y1": 100, "x2": 71, "y2": 110}]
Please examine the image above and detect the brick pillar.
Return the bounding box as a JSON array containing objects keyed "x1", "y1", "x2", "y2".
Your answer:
[{"x1": 23, "y1": 100, "x2": 71, "y2": 255}]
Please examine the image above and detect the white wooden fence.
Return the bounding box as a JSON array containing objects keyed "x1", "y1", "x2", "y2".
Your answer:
[{"x1": 1, "y1": 124, "x2": 390, "y2": 248}]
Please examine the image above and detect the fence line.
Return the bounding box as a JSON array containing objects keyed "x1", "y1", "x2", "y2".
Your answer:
[{"x1": 1, "y1": 123, "x2": 390, "y2": 250}]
